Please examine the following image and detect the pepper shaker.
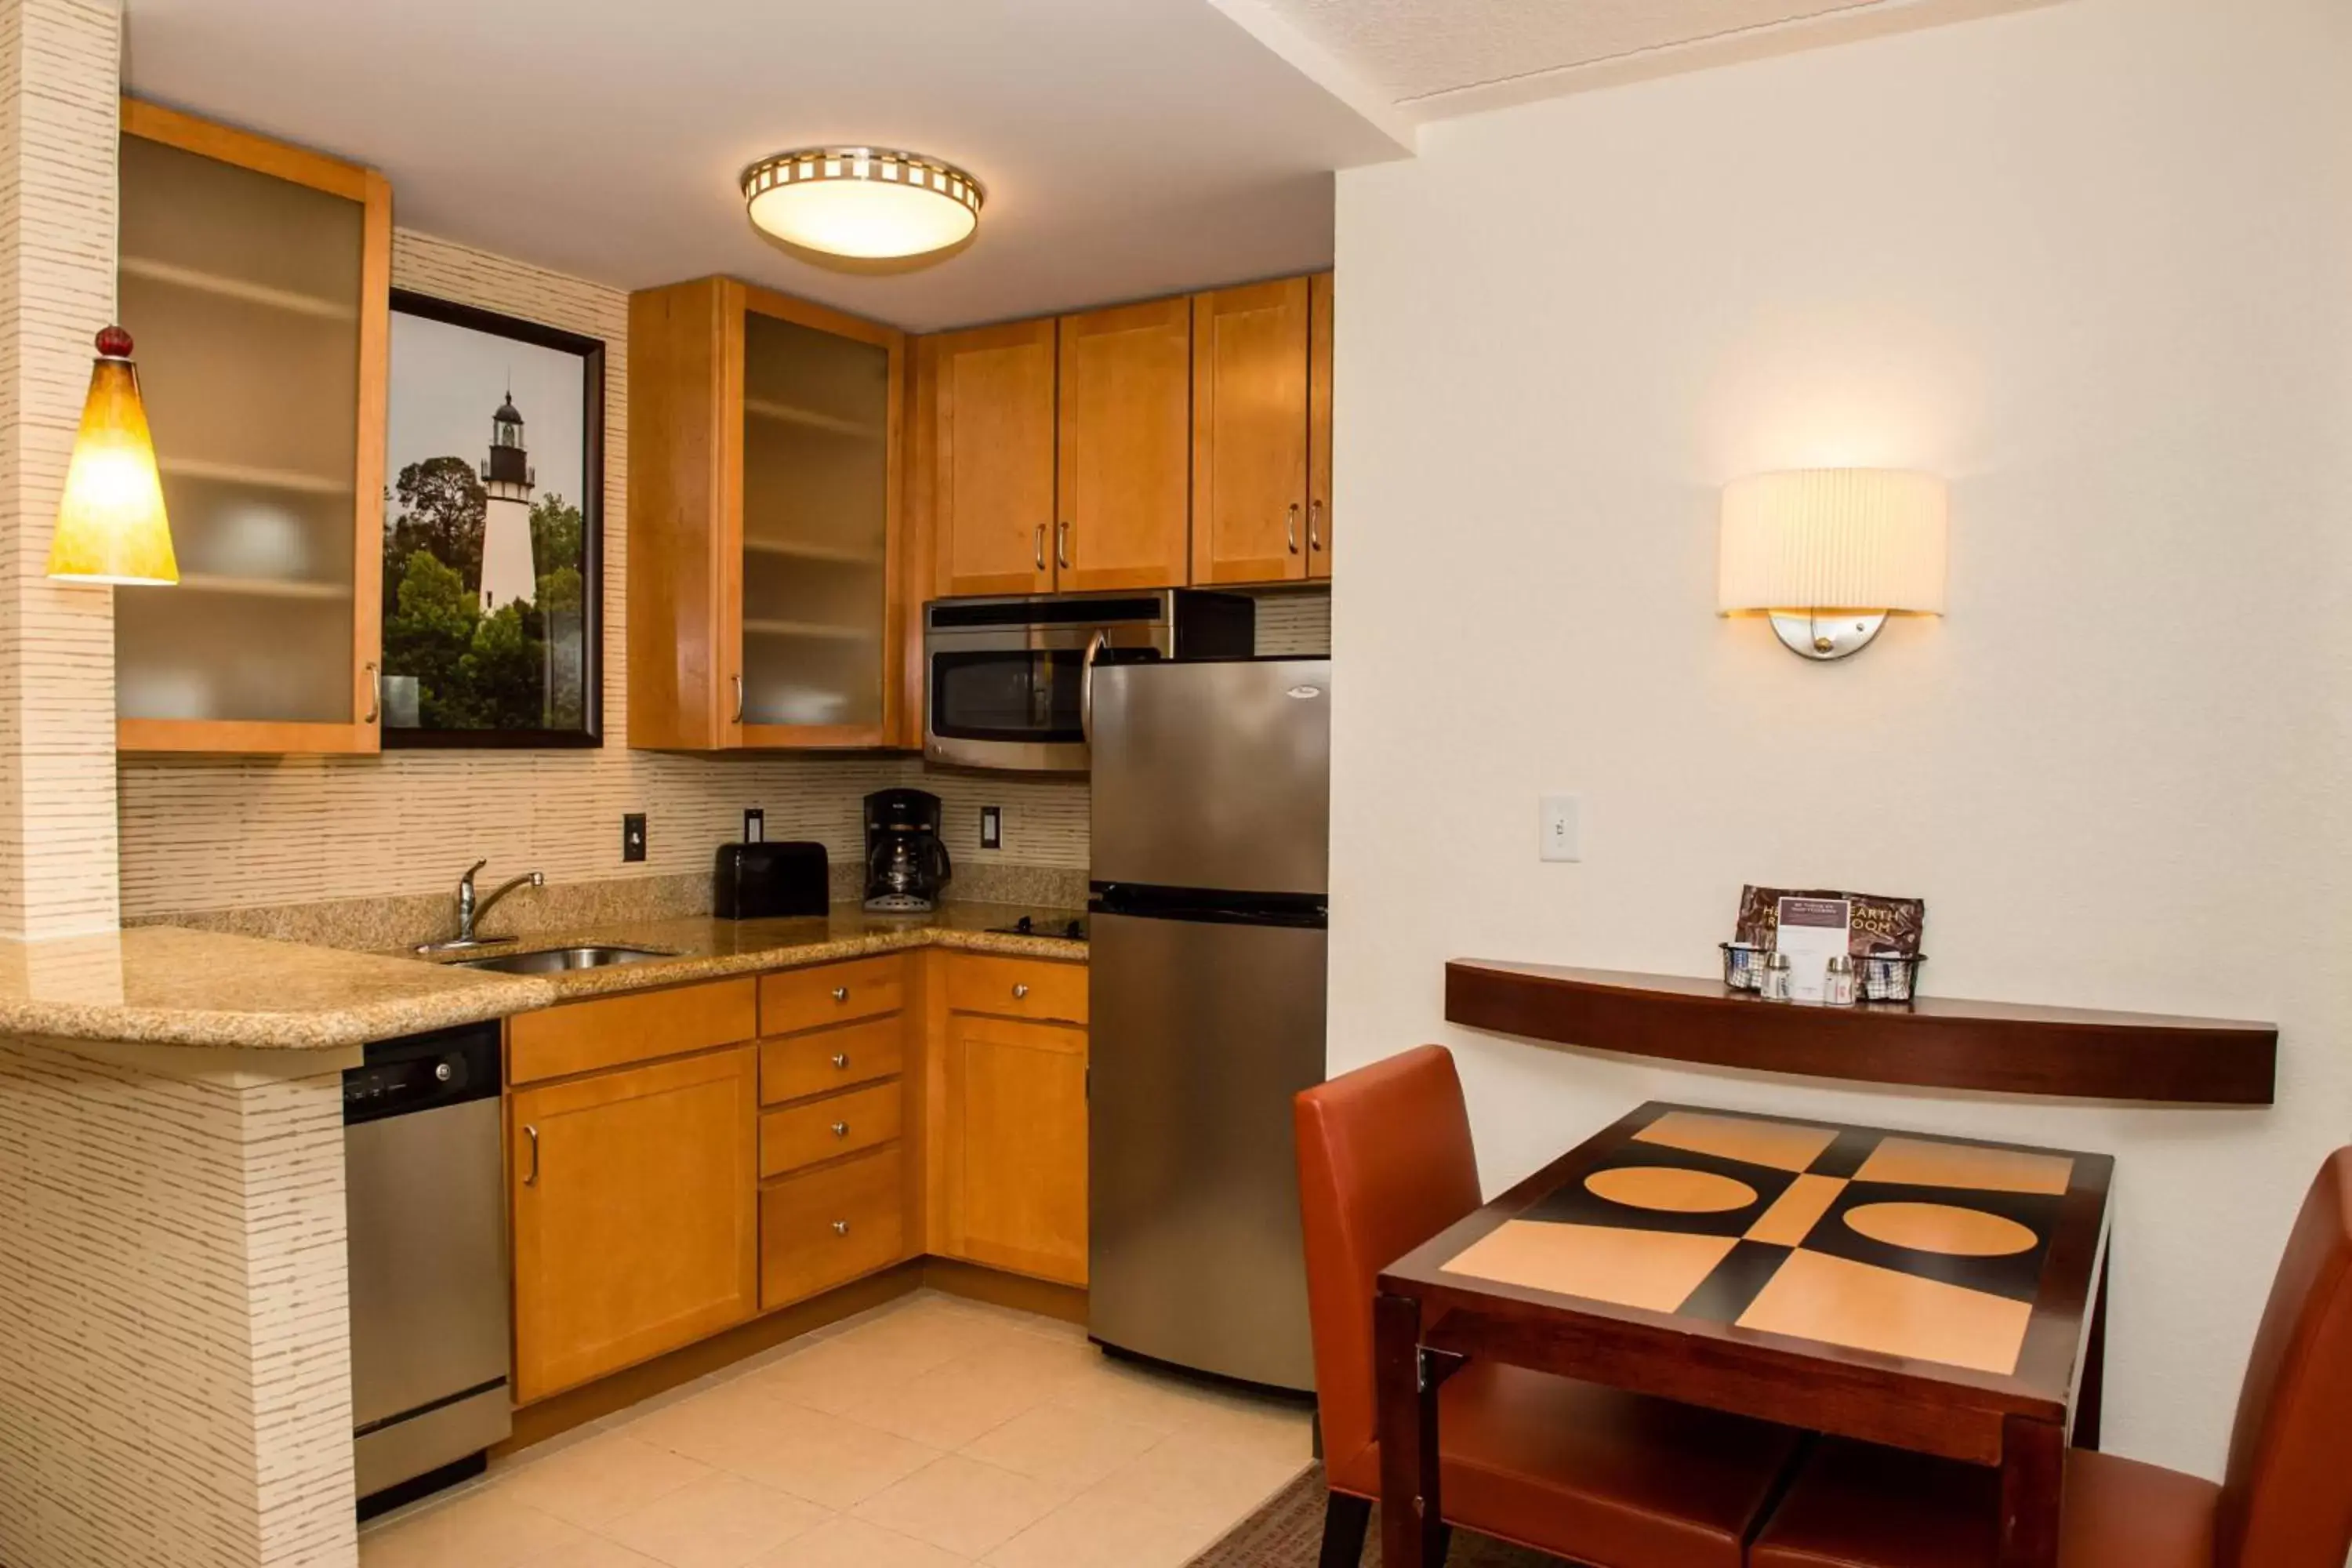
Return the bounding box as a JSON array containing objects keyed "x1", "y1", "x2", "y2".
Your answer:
[
  {"x1": 1761, "y1": 950, "x2": 1794, "y2": 1002},
  {"x1": 1823, "y1": 953, "x2": 1857, "y2": 1007}
]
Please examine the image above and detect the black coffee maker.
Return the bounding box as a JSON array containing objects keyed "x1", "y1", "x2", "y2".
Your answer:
[{"x1": 863, "y1": 788, "x2": 951, "y2": 913}]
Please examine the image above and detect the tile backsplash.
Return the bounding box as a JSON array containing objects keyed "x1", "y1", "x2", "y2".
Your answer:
[{"x1": 114, "y1": 227, "x2": 1331, "y2": 924}]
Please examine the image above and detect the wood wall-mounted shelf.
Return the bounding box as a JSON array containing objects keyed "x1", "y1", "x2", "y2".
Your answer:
[{"x1": 1445, "y1": 960, "x2": 2277, "y2": 1105}]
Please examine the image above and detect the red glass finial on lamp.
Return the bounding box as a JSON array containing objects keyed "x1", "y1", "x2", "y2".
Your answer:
[{"x1": 94, "y1": 325, "x2": 134, "y2": 359}]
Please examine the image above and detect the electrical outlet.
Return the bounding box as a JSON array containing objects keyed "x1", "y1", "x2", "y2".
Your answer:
[
  {"x1": 1540, "y1": 795, "x2": 1581, "y2": 862},
  {"x1": 622, "y1": 812, "x2": 648, "y2": 862},
  {"x1": 980, "y1": 806, "x2": 1002, "y2": 851},
  {"x1": 743, "y1": 808, "x2": 764, "y2": 844}
]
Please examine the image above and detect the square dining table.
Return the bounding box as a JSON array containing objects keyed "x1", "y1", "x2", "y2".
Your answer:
[{"x1": 1374, "y1": 1102, "x2": 2114, "y2": 1568}]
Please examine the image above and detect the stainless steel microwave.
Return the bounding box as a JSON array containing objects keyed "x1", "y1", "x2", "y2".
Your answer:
[{"x1": 923, "y1": 590, "x2": 1255, "y2": 771}]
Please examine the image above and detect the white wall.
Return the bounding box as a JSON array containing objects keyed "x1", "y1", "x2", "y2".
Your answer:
[{"x1": 1330, "y1": 0, "x2": 2351, "y2": 1479}]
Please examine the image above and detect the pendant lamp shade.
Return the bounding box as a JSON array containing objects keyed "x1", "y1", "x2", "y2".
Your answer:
[{"x1": 47, "y1": 326, "x2": 178, "y2": 586}]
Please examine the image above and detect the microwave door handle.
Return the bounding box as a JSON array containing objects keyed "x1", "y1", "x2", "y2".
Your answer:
[{"x1": 1079, "y1": 630, "x2": 1110, "y2": 744}]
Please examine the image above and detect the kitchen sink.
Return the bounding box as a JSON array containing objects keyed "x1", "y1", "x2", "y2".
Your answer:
[{"x1": 453, "y1": 945, "x2": 673, "y2": 974}]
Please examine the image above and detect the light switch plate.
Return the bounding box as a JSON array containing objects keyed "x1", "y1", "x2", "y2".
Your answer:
[
  {"x1": 743, "y1": 808, "x2": 764, "y2": 844},
  {"x1": 1540, "y1": 795, "x2": 1581, "y2": 862},
  {"x1": 622, "y1": 813, "x2": 647, "y2": 863},
  {"x1": 980, "y1": 806, "x2": 1002, "y2": 851}
]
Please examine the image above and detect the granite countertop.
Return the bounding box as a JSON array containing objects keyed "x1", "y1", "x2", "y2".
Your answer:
[
  {"x1": 0, "y1": 902, "x2": 1087, "y2": 1054},
  {"x1": 0, "y1": 926, "x2": 557, "y2": 1051},
  {"x1": 403, "y1": 900, "x2": 1089, "y2": 1002}
]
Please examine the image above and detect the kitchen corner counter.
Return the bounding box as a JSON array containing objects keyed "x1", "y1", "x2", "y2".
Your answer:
[
  {"x1": 0, "y1": 924, "x2": 557, "y2": 1050},
  {"x1": 405, "y1": 900, "x2": 1088, "y2": 1003}
]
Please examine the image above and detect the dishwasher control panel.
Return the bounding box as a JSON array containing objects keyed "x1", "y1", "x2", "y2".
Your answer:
[{"x1": 343, "y1": 1022, "x2": 501, "y2": 1126}]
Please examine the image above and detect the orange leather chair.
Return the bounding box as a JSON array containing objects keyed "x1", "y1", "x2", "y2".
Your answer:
[
  {"x1": 1750, "y1": 1146, "x2": 2352, "y2": 1568},
  {"x1": 1294, "y1": 1045, "x2": 1805, "y2": 1568}
]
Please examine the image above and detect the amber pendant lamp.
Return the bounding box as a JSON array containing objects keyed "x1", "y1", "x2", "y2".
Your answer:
[{"x1": 47, "y1": 325, "x2": 178, "y2": 586}]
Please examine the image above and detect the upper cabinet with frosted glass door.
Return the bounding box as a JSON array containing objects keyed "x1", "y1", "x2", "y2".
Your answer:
[
  {"x1": 628, "y1": 277, "x2": 905, "y2": 750},
  {"x1": 114, "y1": 100, "x2": 390, "y2": 753}
]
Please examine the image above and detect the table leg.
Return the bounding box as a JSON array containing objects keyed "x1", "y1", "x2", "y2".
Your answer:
[
  {"x1": 1375, "y1": 1293, "x2": 1452, "y2": 1568},
  {"x1": 2074, "y1": 1250, "x2": 2109, "y2": 1452},
  {"x1": 1998, "y1": 1414, "x2": 2065, "y2": 1568}
]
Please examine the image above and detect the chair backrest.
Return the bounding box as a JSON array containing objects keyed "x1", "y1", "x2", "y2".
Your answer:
[
  {"x1": 2215, "y1": 1146, "x2": 2352, "y2": 1568},
  {"x1": 1292, "y1": 1045, "x2": 1484, "y2": 1482}
]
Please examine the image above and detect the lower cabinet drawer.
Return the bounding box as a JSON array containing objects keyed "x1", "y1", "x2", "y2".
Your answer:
[
  {"x1": 760, "y1": 1014, "x2": 903, "y2": 1106},
  {"x1": 760, "y1": 1147, "x2": 905, "y2": 1310},
  {"x1": 759, "y1": 1080, "x2": 902, "y2": 1178}
]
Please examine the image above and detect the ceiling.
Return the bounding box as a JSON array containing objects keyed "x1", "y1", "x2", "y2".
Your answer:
[
  {"x1": 121, "y1": 0, "x2": 1407, "y2": 332},
  {"x1": 122, "y1": 0, "x2": 2022, "y2": 332}
]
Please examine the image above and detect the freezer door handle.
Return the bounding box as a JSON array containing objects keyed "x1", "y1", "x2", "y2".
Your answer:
[{"x1": 1078, "y1": 630, "x2": 1110, "y2": 744}]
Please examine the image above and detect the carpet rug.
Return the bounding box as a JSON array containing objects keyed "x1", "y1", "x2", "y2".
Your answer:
[{"x1": 1188, "y1": 1465, "x2": 1569, "y2": 1566}]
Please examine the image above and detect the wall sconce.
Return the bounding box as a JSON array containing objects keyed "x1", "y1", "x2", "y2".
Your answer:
[
  {"x1": 46, "y1": 325, "x2": 178, "y2": 586},
  {"x1": 1718, "y1": 467, "x2": 1946, "y2": 659}
]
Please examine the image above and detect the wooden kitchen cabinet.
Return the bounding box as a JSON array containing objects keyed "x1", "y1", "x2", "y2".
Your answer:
[
  {"x1": 629, "y1": 276, "x2": 906, "y2": 749},
  {"x1": 931, "y1": 318, "x2": 1058, "y2": 596},
  {"x1": 1192, "y1": 277, "x2": 1311, "y2": 585},
  {"x1": 755, "y1": 956, "x2": 916, "y2": 1312},
  {"x1": 1054, "y1": 298, "x2": 1192, "y2": 591},
  {"x1": 1308, "y1": 270, "x2": 1334, "y2": 579},
  {"x1": 510, "y1": 1045, "x2": 760, "y2": 1402},
  {"x1": 942, "y1": 1014, "x2": 1089, "y2": 1286},
  {"x1": 114, "y1": 99, "x2": 391, "y2": 753}
]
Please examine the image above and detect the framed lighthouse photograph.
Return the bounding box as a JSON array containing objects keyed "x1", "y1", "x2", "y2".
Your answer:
[{"x1": 379, "y1": 290, "x2": 604, "y2": 747}]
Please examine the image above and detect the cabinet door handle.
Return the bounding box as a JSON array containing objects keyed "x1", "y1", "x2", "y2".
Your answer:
[
  {"x1": 833, "y1": 985, "x2": 849, "y2": 1003},
  {"x1": 1056, "y1": 520, "x2": 1072, "y2": 571},
  {"x1": 1308, "y1": 499, "x2": 1324, "y2": 553},
  {"x1": 364, "y1": 661, "x2": 380, "y2": 724},
  {"x1": 731, "y1": 673, "x2": 745, "y2": 724},
  {"x1": 1286, "y1": 503, "x2": 1301, "y2": 554},
  {"x1": 1033, "y1": 523, "x2": 1047, "y2": 572},
  {"x1": 833, "y1": 1219, "x2": 850, "y2": 1236},
  {"x1": 523, "y1": 1124, "x2": 540, "y2": 1187},
  {"x1": 1012, "y1": 982, "x2": 1029, "y2": 1000},
  {"x1": 831, "y1": 1121, "x2": 850, "y2": 1138},
  {"x1": 832, "y1": 1051, "x2": 849, "y2": 1069}
]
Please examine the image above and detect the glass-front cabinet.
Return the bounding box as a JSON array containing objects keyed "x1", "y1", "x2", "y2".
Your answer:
[
  {"x1": 114, "y1": 100, "x2": 390, "y2": 753},
  {"x1": 629, "y1": 278, "x2": 905, "y2": 750}
]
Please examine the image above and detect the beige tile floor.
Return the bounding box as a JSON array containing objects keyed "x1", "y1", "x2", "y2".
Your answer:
[{"x1": 360, "y1": 1291, "x2": 1315, "y2": 1568}]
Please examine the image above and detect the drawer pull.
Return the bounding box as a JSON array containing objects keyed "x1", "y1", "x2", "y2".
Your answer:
[
  {"x1": 832, "y1": 1052, "x2": 850, "y2": 1069},
  {"x1": 831, "y1": 1121, "x2": 850, "y2": 1138},
  {"x1": 1012, "y1": 982, "x2": 1029, "y2": 1000},
  {"x1": 833, "y1": 1219, "x2": 851, "y2": 1236},
  {"x1": 832, "y1": 985, "x2": 849, "y2": 1003}
]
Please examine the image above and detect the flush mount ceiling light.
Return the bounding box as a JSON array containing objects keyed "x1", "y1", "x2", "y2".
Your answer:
[
  {"x1": 1719, "y1": 468, "x2": 1947, "y2": 659},
  {"x1": 740, "y1": 147, "x2": 983, "y2": 260}
]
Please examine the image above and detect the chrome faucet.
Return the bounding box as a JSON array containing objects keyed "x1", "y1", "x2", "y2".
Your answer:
[{"x1": 419, "y1": 860, "x2": 544, "y2": 953}]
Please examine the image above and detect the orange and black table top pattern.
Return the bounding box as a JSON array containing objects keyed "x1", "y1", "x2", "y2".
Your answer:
[{"x1": 1439, "y1": 1107, "x2": 2093, "y2": 1377}]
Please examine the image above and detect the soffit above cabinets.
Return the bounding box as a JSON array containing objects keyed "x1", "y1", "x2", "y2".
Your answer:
[
  {"x1": 1210, "y1": 0, "x2": 2060, "y2": 122},
  {"x1": 120, "y1": 0, "x2": 1408, "y2": 333}
]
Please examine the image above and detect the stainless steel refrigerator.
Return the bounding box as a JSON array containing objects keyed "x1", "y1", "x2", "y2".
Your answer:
[{"x1": 1087, "y1": 656, "x2": 1329, "y2": 1392}]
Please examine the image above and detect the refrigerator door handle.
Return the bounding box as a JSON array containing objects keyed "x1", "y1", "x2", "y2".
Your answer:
[{"x1": 1078, "y1": 630, "x2": 1110, "y2": 744}]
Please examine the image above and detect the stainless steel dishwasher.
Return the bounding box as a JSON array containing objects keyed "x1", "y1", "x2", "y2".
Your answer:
[{"x1": 343, "y1": 1020, "x2": 510, "y2": 1511}]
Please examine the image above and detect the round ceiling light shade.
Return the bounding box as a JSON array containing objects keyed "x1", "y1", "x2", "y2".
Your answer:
[{"x1": 741, "y1": 147, "x2": 983, "y2": 260}]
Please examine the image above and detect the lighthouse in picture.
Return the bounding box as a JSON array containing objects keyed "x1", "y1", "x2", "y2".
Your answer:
[{"x1": 477, "y1": 391, "x2": 537, "y2": 612}]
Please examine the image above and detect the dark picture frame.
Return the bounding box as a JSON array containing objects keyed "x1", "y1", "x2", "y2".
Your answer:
[{"x1": 381, "y1": 289, "x2": 605, "y2": 749}]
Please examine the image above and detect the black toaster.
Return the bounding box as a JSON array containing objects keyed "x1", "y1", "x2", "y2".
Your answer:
[{"x1": 713, "y1": 841, "x2": 829, "y2": 920}]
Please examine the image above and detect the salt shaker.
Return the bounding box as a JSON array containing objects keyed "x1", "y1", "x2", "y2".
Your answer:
[
  {"x1": 1823, "y1": 953, "x2": 1857, "y2": 1007},
  {"x1": 1761, "y1": 950, "x2": 1793, "y2": 1002}
]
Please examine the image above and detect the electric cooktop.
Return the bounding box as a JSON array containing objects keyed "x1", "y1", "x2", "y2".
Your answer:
[{"x1": 987, "y1": 913, "x2": 1088, "y2": 941}]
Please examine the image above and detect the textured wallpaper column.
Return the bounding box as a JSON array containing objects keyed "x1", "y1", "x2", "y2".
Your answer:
[{"x1": 0, "y1": 0, "x2": 122, "y2": 938}]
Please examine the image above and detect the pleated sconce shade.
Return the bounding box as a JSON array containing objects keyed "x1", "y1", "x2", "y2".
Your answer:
[{"x1": 1718, "y1": 469, "x2": 1947, "y2": 615}]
